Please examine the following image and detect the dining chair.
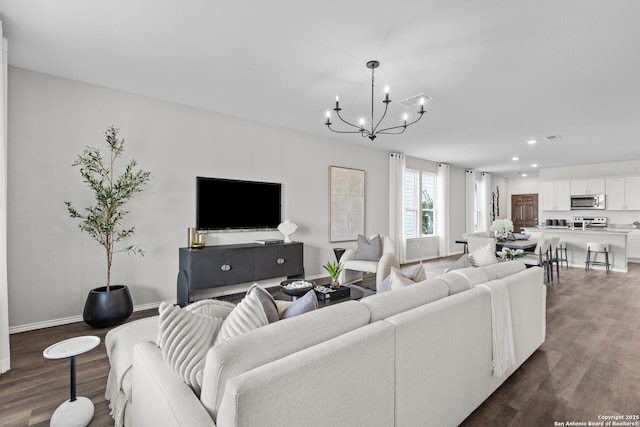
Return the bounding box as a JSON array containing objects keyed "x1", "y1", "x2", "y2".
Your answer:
[{"x1": 520, "y1": 236, "x2": 553, "y2": 284}]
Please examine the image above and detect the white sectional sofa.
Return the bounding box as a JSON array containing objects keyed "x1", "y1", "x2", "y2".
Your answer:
[{"x1": 105, "y1": 261, "x2": 546, "y2": 427}]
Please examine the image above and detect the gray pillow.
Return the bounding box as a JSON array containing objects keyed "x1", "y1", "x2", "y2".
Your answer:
[
  {"x1": 355, "y1": 234, "x2": 382, "y2": 261},
  {"x1": 281, "y1": 289, "x2": 319, "y2": 319},
  {"x1": 248, "y1": 283, "x2": 279, "y2": 323}
]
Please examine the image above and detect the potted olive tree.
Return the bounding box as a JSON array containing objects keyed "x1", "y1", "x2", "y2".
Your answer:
[{"x1": 65, "y1": 126, "x2": 151, "y2": 328}]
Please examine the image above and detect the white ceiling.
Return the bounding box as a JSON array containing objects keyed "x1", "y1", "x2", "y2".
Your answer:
[{"x1": 1, "y1": 0, "x2": 640, "y2": 177}]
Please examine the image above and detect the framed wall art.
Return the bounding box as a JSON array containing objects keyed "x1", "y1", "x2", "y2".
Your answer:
[{"x1": 329, "y1": 166, "x2": 365, "y2": 242}]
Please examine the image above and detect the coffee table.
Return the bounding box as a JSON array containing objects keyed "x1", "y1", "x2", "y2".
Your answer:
[
  {"x1": 276, "y1": 285, "x2": 365, "y2": 307},
  {"x1": 43, "y1": 335, "x2": 100, "y2": 427}
]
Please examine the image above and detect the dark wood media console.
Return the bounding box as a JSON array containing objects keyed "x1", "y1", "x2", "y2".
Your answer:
[{"x1": 177, "y1": 241, "x2": 304, "y2": 306}]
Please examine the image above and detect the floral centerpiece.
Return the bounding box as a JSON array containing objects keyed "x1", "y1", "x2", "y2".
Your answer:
[
  {"x1": 498, "y1": 247, "x2": 525, "y2": 261},
  {"x1": 490, "y1": 218, "x2": 514, "y2": 240}
]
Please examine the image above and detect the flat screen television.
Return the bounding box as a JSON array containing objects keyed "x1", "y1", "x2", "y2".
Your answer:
[{"x1": 196, "y1": 177, "x2": 282, "y2": 231}]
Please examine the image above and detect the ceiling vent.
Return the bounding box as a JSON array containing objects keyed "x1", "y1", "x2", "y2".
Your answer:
[
  {"x1": 399, "y1": 93, "x2": 433, "y2": 108},
  {"x1": 545, "y1": 135, "x2": 562, "y2": 141}
]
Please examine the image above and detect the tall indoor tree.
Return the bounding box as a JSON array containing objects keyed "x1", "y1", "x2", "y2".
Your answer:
[{"x1": 65, "y1": 125, "x2": 151, "y2": 327}]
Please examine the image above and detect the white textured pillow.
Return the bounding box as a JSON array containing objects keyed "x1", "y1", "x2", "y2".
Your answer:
[
  {"x1": 468, "y1": 243, "x2": 499, "y2": 267},
  {"x1": 157, "y1": 302, "x2": 223, "y2": 396},
  {"x1": 390, "y1": 267, "x2": 417, "y2": 290},
  {"x1": 185, "y1": 298, "x2": 236, "y2": 319},
  {"x1": 214, "y1": 285, "x2": 270, "y2": 344},
  {"x1": 413, "y1": 261, "x2": 427, "y2": 282}
]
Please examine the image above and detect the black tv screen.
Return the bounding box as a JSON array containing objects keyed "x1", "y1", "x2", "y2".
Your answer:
[{"x1": 196, "y1": 177, "x2": 282, "y2": 231}]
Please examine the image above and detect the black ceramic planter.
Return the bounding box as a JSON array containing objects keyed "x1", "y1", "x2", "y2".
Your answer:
[{"x1": 83, "y1": 285, "x2": 133, "y2": 328}]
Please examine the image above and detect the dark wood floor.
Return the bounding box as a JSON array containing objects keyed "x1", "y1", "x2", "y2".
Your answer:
[{"x1": 1, "y1": 256, "x2": 638, "y2": 426}]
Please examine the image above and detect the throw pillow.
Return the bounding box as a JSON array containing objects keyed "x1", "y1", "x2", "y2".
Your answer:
[
  {"x1": 355, "y1": 234, "x2": 382, "y2": 261},
  {"x1": 185, "y1": 298, "x2": 236, "y2": 319},
  {"x1": 389, "y1": 266, "x2": 419, "y2": 290},
  {"x1": 281, "y1": 289, "x2": 319, "y2": 319},
  {"x1": 411, "y1": 261, "x2": 427, "y2": 282},
  {"x1": 157, "y1": 302, "x2": 223, "y2": 396},
  {"x1": 246, "y1": 283, "x2": 279, "y2": 323},
  {"x1": 214, "y1": 284, "x2": 271, "y2": 345},
  {"x1": 379, "y1": 262, "x2": 427, "y2": 293},
  {"x1": 468, "y1": 243, "x2": 499, "y2": 267}
]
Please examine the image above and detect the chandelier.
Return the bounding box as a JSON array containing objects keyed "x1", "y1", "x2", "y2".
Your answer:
[{"x1": 325, "y1": 60, "x2": 426, "y2": 141}]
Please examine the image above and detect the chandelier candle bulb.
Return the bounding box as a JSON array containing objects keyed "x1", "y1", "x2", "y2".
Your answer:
[{"x1": 384, "y1": 85, "x2": 390, "y2": 101}]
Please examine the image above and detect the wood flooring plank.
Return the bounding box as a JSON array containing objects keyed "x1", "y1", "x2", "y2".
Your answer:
[{"x1": 507, "y1": 389, "x2": 569, "y2": 427}]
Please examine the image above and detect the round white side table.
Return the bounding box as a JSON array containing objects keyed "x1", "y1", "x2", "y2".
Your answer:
[{"x1": 43, "y1": 335, "x2": 100, "y2": 427}]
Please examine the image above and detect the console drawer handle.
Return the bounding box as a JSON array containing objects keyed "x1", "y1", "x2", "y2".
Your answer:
[
  {"x1": 221, "y1": 264, "x2": 231, "y2": 271},
  {"x1": 276, "y1": 258, "x2": 285, "y2": 265}
]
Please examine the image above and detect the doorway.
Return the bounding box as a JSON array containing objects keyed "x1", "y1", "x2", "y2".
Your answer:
[{"x1": 511, "y1": 194, "x2": 538, "y2": 233}]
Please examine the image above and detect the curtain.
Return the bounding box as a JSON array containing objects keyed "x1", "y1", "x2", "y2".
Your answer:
[
  {"x1": 480, "y1": 172, "x2": 491, "y2": 233},
  {"x1": 465, "y1": 170, "x2": 476, "y2": 233},
  {"x1": 389, "y1": 153, "x2": 406, "y2": 264},
  {"x1": 0, "y1": 23, "x2": 9, "y2": 375},
  {"x1": 436, "y1": 164, "x2": 450, "y2": 257}
]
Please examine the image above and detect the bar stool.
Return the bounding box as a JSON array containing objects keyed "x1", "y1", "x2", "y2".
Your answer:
[
  {"x1": 548, "y1": 236, "x2": 561, "y2": 281},
  {"x1": 557, "y1": 240, "x2": 569, "y2": 268},
  {"x1": 585, "y1": 242, "x2": 610, "y2": 273}
]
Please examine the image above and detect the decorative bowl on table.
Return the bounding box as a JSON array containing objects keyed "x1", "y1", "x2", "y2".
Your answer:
[{"x1": 280, "y1": 279, "x2": 315, "y2": 297}]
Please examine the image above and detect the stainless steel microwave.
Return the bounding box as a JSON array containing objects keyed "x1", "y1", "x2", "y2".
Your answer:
[{"x1": 570, "y1": 194, "x2": 605, "y2": 210}]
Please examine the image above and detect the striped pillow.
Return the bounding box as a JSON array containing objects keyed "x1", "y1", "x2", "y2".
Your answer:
[
  {"x1": 214, "y1": 284, "x2": 270, "y2": 345},
  {"x1": 184, "y1": 298, "x2": 236, "y2": 319},
  {"x1": 157, "y1": 302, "x2": 223, "y2": 396}
]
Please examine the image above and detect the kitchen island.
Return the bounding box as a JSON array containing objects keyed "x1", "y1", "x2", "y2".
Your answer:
[{"x1": 522, "y1": 227, "x2": 637, "y2": 273}]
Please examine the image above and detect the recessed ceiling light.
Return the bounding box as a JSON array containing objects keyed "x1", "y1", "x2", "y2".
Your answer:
[
  {"x1": 522, "y1": 173, "x2": 528, "y2": 177},
  {"x1": 531, "y1": 163, "x2": 538, "y2": 168},
  {"x1": 512, "y1": 156, "x2": 519, "y2": 161},
  {"x1": 527, "y1": 139, "x2": 537, "y2": 145}
]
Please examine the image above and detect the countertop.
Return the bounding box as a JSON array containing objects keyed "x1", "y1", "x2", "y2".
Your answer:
[{"x1": 525, "y1": 226, "x2": 640, "y2": 235}]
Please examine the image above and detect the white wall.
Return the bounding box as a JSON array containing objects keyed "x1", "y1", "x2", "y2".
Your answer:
[
  {"x1": 448, "y1": 166, "x2": 467, "y2": 254},
  {"x1": 7, "y1": 67, "x2": 393, "y2": 328}
]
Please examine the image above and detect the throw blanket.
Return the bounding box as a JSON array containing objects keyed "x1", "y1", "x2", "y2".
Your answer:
[
  {"x1": 104, "y1": 316, "x2": 159, "y2": 427},
  {"x1": 476, "y1": 279, "x2": 516, "y2": 377}
]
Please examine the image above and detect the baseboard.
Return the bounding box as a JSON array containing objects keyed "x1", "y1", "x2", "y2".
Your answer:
[
  {"x1": 565, "y1": 262, "x2": 627, "y2": 273},
  {"x1": 9, "y1": 301, "x2": 164, "y2": 334}
]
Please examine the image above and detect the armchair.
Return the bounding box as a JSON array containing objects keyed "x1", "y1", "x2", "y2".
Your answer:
[{"x1": 338, "y1": 234, "x2": 399, "y2": 290}]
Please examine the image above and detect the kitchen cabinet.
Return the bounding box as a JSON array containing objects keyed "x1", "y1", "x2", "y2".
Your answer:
[
  {"x1": 570, "y1": 178, "x2": 605, "y2": 195},
  {"x1": 605, "y1": 176, "x2": 640, "y2": 210},
  {"x1": 628, "y1": 230, "x2": 640, "y2": 260},
  {"x1": 540, "y1": 180, "x2": 570, "y2": 211}
]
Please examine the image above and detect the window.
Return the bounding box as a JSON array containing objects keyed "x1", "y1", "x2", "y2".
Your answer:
[{"x1": 404, "y1": 169, "x2": 437, "y2": 238}]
